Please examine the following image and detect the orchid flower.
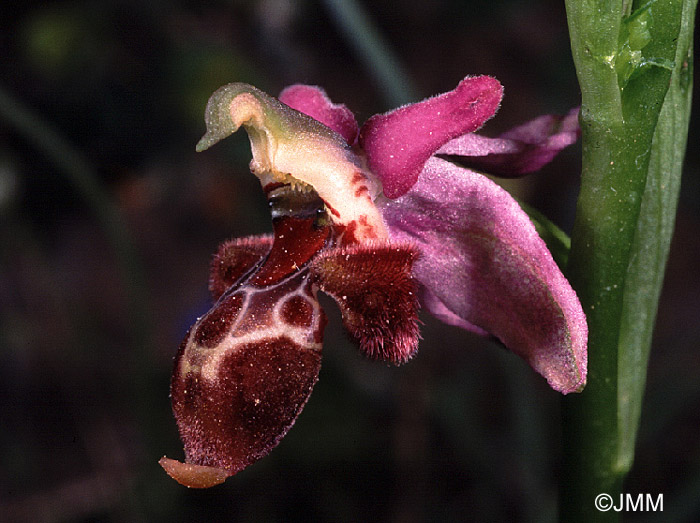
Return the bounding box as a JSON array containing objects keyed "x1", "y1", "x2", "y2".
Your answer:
[{"x1": 160, "y1": 76, "x2": 587, "y2": 488}]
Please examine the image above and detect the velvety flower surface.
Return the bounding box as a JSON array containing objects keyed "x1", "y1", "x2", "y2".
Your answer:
[
  {"x1": 161, "y1": 76, "x2": 587, "y2": 487},
  {"x1": 379, "y1": 158, "x2": 587, "y2": 392}
]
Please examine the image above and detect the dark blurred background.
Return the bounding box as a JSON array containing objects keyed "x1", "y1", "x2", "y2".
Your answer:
[{"x1": 1, "y1": 1, "x2": 698, "y2": 521}]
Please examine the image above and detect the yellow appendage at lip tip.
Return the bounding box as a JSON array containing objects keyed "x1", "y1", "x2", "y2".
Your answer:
[{"x1": 159, "y1": 456, "x2": 231, "y2": 488}]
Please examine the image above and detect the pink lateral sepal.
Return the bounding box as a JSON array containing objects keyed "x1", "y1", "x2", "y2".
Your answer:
[
  {"x1": 420, "y1": 287, "x2": 488, "y2": 336},
  {"x1": 310, "y1": 241, "x2": 421, "y2": 364},
  {"x1": 379, "y1": 157, "x2": 587, "y2": 393},
  {"x1": 359, "y1": 76, "x2": 503, "y2": 199}
]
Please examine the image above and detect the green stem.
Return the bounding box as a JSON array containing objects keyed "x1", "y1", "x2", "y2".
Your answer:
[{"x1": 560, "y1": 1, "x2": 695, "y2": 521}]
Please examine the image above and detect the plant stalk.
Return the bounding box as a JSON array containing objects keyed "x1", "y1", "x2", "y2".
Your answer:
[{"x1": 560, "y1": 0, "x2": 695, "y2": 520}]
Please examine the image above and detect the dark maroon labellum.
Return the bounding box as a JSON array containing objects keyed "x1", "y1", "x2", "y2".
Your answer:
[
  {"x1": 162, "y1": 186, "x2": 330, "y2": 487},
  {"x1": 162, "y1": 185, "x2": 422, "y2": 487}
]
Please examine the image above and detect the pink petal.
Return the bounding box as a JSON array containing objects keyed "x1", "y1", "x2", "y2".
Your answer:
[
  {"x1": 379, "y1": 158, "x2": 587, "y2": 394},
  {"x1": 279, "y1": 84, "x2": 359, "y2": 145},
  {"x1": 359, "y1": 76, "x2": 503, "y2": 199},
  {"x1": 437, "y1": 108, "x2": 580, "y2": 176}
]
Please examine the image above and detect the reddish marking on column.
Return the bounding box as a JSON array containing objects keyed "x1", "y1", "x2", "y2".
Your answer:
[
  {"x1": 333, "y1": 214, "x2": 381, "y2": 245},
  {"x1": 351, "y1": 172, "x2": 365, "y2": 185},
  {"x1": 325, "y1": 202, "x2": 341, "y2": 218},
  {"x1": 336, "y1": 221, "x2": 358, "y2": 245},
  {"x1": 354, "y1": 185, "x2": 369, "y2": 197},
  {"x1": 357, "y1": 214, "x2": 378, "y2": 238}
]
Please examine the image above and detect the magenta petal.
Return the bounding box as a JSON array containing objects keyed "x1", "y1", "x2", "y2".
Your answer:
[
  {"x1": 279, "y1": 84, "x2": 359, "y2": 145},
  {"x1": 379, "y1": 158, "x2": 587, "y2": 393},
  {"x1": 359, "y1": 76, "x2": 503, "y2": 199},
  {"x1": 437, "y1": 108, "x2": 580, "y2": 177}
]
